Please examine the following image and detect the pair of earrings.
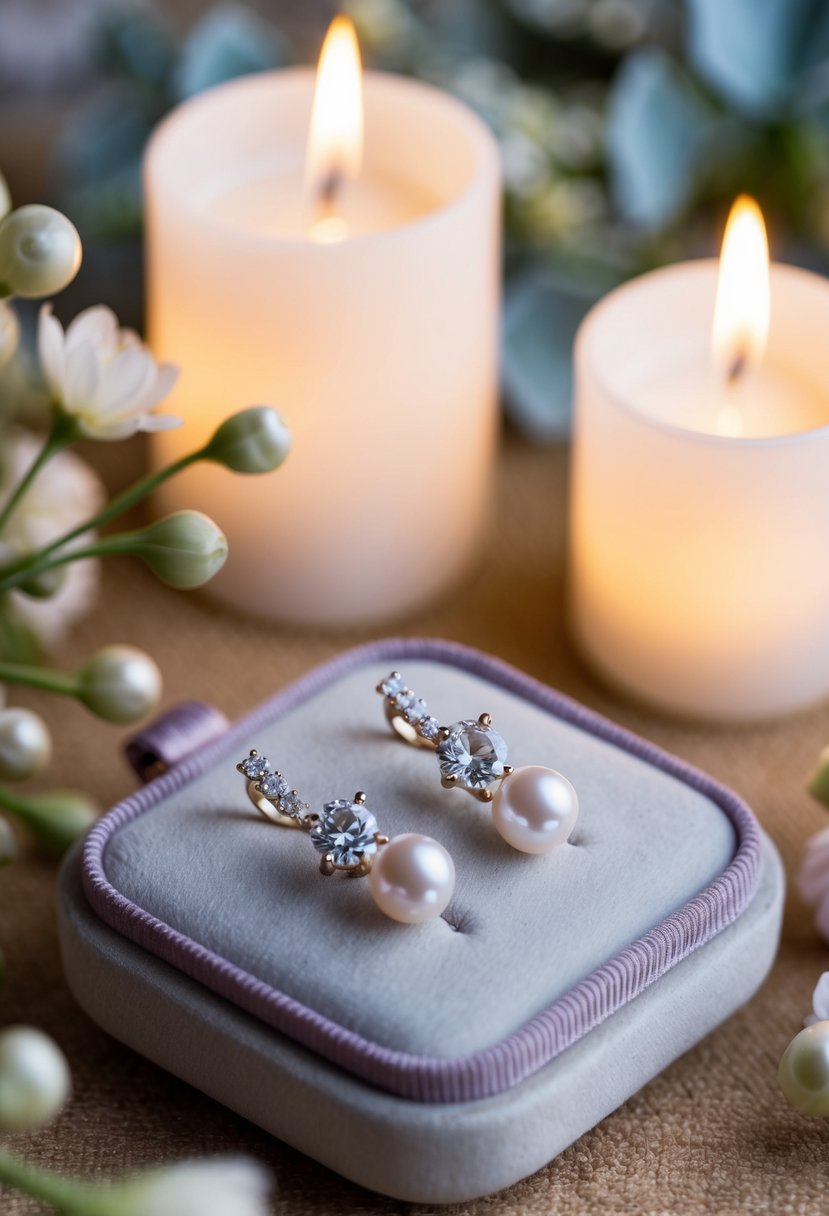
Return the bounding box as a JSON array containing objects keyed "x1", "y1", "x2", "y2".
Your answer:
[{"x1": 237, "y1": 671, "x2": 579, "y2": 925}]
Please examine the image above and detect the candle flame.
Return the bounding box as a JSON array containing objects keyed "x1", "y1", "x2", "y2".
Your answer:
[
  {"x1": 306, "y1": 15, "x2": 363, "y2": 211},
  {"x1": 712, "y1": 195, "x2": 770, "y2": 385}
]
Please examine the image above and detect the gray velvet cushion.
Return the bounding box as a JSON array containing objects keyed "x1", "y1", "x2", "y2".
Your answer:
[{"x1": 102, "y1": 658, "x2": 739, "y2": 1057}]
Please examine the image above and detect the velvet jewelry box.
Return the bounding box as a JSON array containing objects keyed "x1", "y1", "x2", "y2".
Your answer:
[{"x1": 57, "y1": 639, "x2": 784, "y2": 1204}]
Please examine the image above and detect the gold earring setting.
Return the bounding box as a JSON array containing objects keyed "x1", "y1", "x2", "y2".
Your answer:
[
  {"x1": 237, "y1": 751, "x2": 455, "y2": 924},
  {"x1": 377, "y1": 673, "x2": 579, "y2": 855}
]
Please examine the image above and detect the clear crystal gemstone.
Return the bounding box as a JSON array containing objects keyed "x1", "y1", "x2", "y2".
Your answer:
[
  {"x1": 436, "y1": 720, "x2": 508, "y2": 790},
  {"x1": 392, "y1": 690, "x2": 416, "y2": 713},
  {"x1": 380, "y1": 673, "x2": 406, "y2": 696},
  {"x1": 278, "y1": 790, "x2": 306, "y2": 821},
  {"x1": 310, "y1": 800, "x2": 379, "y2": 868},
  {"x1": 239, "y1": 753, "x2": 271, "y2": 779},
  {"x1": 404, "y1": 698, "x2": 428, "y2": 724},
  {"x1": 258, "y1": 772, "x2": 289, "y2": 800},
  {"x1": 418, "y1": 716, "x2": 440, "y2": 741}
]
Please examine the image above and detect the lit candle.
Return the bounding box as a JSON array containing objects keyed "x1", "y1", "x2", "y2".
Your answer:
[
  {"x1": 144, "y1": 17, "x2": 500, "y2": 625},
  {"x1": 569, "y1": 196, "x2": 829, "y2": 720}
]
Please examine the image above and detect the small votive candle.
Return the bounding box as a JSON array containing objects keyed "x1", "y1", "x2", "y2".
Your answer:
[{"x1": 569, "y1": 199, "x2": 829, "y2": 720}]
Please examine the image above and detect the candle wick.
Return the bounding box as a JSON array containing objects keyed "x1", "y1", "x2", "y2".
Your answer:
[
  {"x1": 726, "y1": 350, "x2": 747, "y2": 385},
  {"x1": 316, "y1": 167, "x2": 343, "y2": 211}
]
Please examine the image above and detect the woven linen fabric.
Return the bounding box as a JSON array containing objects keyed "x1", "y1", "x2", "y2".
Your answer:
[{"x1": 1, "y1": 438, "x2": 828, "y2": 1215}]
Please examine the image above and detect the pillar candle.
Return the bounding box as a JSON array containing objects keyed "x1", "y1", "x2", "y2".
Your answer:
[{"x1": 144, "y1": 62, "x2": 500, "y2": 625}]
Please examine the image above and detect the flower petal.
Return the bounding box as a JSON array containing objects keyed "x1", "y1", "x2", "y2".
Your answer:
[
  {"x1": 814, "y1": 972, "x2": 829, "y2": 1021},
  {"x1": 63, "y1": 340, "x2": 100, "y2": 415},
  {"x1": 65, "y1": 306, "x2": 119, "y2": 357},
  {"x1": 76, "y1": 415, "x2": 141, "y2": 442},
  {"x1": 37, "y1": 304, "x2": 66, "y2": 401},
  {"x1": 96, "y1": 348, "x2": 157, "y2": 418},
  {"x1": 136, "y1": 412, "x2": 183, "y2": 432},
  {"x1": 130, "y1": 362, "x2": 180, "y2": 415}
]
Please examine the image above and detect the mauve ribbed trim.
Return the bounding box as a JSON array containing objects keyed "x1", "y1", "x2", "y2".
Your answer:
[{"x1": 82, "y1": 638, "x2": 762, "y2": 1104}]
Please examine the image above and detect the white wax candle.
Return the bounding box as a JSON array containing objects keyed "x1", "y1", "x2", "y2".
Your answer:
[
  {"x1": 568, "y1": 259, "x2": 829, "y2": 720},
  {"x1": 144, "y1": 69, "x2": 500, "y2": 625},
  {"x1": 208, "y1": 161, "x2": 438, "y2": 238}
]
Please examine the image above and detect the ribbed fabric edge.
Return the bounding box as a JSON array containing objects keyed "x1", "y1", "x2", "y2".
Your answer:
[{"x1": 81, "y1": 637, "x2": 763, "y2": 1103}]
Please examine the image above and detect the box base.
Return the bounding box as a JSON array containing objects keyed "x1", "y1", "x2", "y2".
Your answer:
[{"x1": 58, "y1": 833, "x2": 783, "y2": 1204}]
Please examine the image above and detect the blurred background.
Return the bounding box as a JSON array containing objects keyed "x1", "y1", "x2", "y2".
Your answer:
[{"x1": 2, "y1": 0, "x2": 828, "y2": 440}]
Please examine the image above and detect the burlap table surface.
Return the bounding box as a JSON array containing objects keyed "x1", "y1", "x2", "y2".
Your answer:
[{"x1": 2, "y1": 437, "x2": 828, "y2": 1215}]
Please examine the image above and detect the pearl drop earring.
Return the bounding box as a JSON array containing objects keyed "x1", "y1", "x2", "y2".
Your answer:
[
  {"x1": 377, "y1": 673, "x2": 579, "y2": 856},
  {"x1": 237, "y1": 751, "x2": 455, "y2": 925}
]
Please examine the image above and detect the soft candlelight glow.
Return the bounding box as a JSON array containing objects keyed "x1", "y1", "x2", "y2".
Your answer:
[
  {"x1": 712, "y1": 195, "x2": 770, "y2": 381},
  {"x1": 306, "y1": 14, "x2": 363, "y2": 241}
]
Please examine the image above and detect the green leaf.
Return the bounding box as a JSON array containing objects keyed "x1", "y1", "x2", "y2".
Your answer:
[
  {"x1": 174, "y1": 4, "x2": 293, "y2": 101},
  {"x1": 502, "y1": 267, "x2": 606, "y2": 443},
  {"x1": 606, "y1": 48, "x2": 712, "y2": 231},
  {"x1": 687, "y1": 0, "x2": 823, "y2": 119}
]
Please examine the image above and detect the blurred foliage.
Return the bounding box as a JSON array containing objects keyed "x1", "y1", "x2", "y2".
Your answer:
[
  {"x1": 54, "y1": 0, "x2": 829, "y2": 438},
  {"x1": 55, "y1": 4, "x2": 294, "y2": 244}
]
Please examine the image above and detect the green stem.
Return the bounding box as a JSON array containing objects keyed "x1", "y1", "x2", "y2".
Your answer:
[
  {"x1": 0, "y1": 448, "x2": 202, "y2": 595},
  {"x1": 0, "y1": 532, "x2": 144, "y2": 595},
  {"x1": 0, "y1": 783, "x2": 36, "y2": 820},
  {"x1": 0, "y1": 658, "x2": 79, "y2": 697},
  {"x1": 0, "y1": 411, "x2": 76, "y2": 538},
  {"x1": 0, "y1": 1149, "x2": 106, "y2": 1215}
]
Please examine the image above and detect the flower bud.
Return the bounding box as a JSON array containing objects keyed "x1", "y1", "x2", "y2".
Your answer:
[
  {"x1": 0, "y1": 1026, "x2": 72, "y2": 1131},
  {"x1": 113, "y1": 1158, "x2": 272, "y2": 1216},
  {"x1": 0, "y1": 816, "x2": 17, "y2": 866},
  {"x1": 131, "y1": 511, "x2": 228, "y2": 589},
  {"x1": 202, "y1": 406, "x2": 291, "y2": 473},
  {"x1": 78, "y1": 645, "x2": 162, "y2": 724},
  {"x1": 8, "y1": 788, "x2": 98, "y2": 855},
  {"x1": 0, "y1": 299, "x2": 19, "y2": 367},
  {"x1": 0, "y1": 205, "x2": 82, "y2": 299},
  {"x1": 0, "y1": 708, "x2": 51, "y2": 781}
]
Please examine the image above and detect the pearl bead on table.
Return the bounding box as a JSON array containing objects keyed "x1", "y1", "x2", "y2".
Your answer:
[
  {"x1": 368, "y1": 833, "x2": 455, "y2": 924},
  {"x1": 491, "y1": 765, "x2": 579, "y2": 855},
  {"x1": 779, "y1": 1021, "x2": 829, "y2": 1115}
]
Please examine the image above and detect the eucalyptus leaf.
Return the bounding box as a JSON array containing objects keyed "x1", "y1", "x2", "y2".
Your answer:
[
  {"x1": 606, "y1": 47, "x2": 711, "y2": 231},
  {"x1": 686, "y1": 0, "x2": 818, "y2": 119},
  {"x1": 502, "y1": 268, "x2": 605, "y2": 443},
  {"x1": 94, "y1": 7, "x2": 177, "y2": 90},
  {"x1": 174, "y1": 4, "x2": 293, "y2": 101}
]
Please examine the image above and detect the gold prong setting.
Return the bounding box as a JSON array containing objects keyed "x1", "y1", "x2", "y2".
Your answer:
[
  {"x1": 236, "y1": 750, "x2": 311, "y2": 825},
  {"x1": 377, "y1": 672, "x2": 441, "y2": 743},
  {"x1": 309, "y1": 794, "x2": 382, "y2": 876}
]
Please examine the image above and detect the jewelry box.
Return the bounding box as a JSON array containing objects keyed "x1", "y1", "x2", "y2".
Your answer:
[{"x1": 57, "y1": 639, "x2": 784, "y2": 1203}]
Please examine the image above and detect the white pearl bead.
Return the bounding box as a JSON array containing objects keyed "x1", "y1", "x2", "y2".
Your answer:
[
  {"x1": 491, "y1": 764, "x2": 579, "y2": 854},
  {"x1": 368, "y1": 833, "x2": 455, "y2": 924},
  {"x1": 779, "y1": 1021, "x2": 829, "y2": 1114}
]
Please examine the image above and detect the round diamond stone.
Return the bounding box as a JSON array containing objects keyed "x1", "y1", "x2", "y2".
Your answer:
[
  {"x1": 239, "y1": 753, "x2": 271, "y2": 780},
  {"x1": 278, "y1": 790, "x2": 306, "y2": 821},
  {"x1": 404, "y1": 698, "x2": 429, "y2": 724},
  {"x1": 380, "y1": 673, "x2": 406, "y2": 697},
  {"x1": 258, "y1": 772, "x2": 289, "y2": 800},
  {"x1": 418, "y1": 715, "x2": 440, "y2": 741},
  {"x1": 436, "y1": 720, "x2": 508, "y2": 790},
  {"x1": 310, "y1": 800, "x2": 379, "y2": 868}
]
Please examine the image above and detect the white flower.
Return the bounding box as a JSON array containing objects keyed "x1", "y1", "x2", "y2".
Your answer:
[
  {"x1": 38, "y1": 304, "x2": 180, "y2": 440},
  {"x1": 0, "y1": 1025, "x2": 72, "y2": 1131},
  {"x1": 0, "y1": 429, "x2": 104, "y2": 649},
  {"x1": 797, "y1": 824, "x2": 829, "y2": 951},
  {"x1": 110, "y1": 1158, "x2": 272, "y2": 1216},
  {"x1": 806, "y1": 972, "x2": 829, "y2": 1027}
]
